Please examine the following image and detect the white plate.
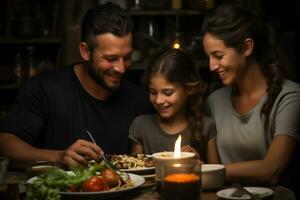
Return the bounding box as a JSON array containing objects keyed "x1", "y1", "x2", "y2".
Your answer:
[
  {"x1": 27, "y1": 173, "x2": 145, "y2": 199},
  {"x1": 216, "y1": 187, "x2": 274, "y2": 199},
  {"x1": 120, "y1": 166, "x2": 155, "y2": 173},
  {"x1": 141, "y1": 173, "x2": 155, "y2": 179},
  {"x1": 111, "y1": 154, "x2": 154, "y2": 175}
]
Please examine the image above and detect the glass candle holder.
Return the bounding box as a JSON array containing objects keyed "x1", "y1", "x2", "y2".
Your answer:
[
  {"x1": 152, "y1": 151, "x2": 195, "y2": 192},
  {"x1": 161, "y1": 159, "x2": 202, "y2": 200}
]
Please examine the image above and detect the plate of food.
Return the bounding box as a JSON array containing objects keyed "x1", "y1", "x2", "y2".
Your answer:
[
  {"x1": 108, "y1": 154, "x2": 155, "y2": 175},
  {"x1": 26, "y1": 162, "x2": 145, "y2": 200},
  {"x1": 216, "y1": 187, "x2": 274, "y2": 199}
]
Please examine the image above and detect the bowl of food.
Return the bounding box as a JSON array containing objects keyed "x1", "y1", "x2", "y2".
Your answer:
[{"x1": 201, "y1": 164, "x2": 226, "y2": 190}]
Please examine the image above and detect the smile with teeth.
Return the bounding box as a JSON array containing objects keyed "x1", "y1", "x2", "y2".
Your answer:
[
  {"x1": 157, "y1": 105, "x2": 170, "y2": 112},
  {"x1": 218, "y1": 69, "x2": 228, "y2": 79}
]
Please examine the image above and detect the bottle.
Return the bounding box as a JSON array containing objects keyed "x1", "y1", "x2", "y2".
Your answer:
[
  {"x1": 27, "y1": 46, "x2": 38, "y2": 78},
  {"x1": 13, "y1": 47, "x2": 24, "y2": 84}
]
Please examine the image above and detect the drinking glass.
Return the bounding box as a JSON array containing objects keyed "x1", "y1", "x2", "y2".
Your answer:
[
  {"x1": 26, "y1": 161, "x2": 59, "y2": 179},
  {"x1": 0, "y1": 157, "x2": 9, "y2": 185},
  {"x1": 0, "y1": 157, "x2": 9, "y2": 199},
  {"x1": 161, "y1": 159, "x2": 202, "y2": 200}
]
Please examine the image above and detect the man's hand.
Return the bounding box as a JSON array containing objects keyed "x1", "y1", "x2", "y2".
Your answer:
[{"x1": 62, "y1": 139, "x2": 103, "y2": 168}]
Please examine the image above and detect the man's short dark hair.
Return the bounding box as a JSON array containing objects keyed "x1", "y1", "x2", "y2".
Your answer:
[{"x1": 81, "y1": 2, "x2": 133, "y2": 49}]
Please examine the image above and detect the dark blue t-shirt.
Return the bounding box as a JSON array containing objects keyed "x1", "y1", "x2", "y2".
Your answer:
[{"x1": 0, "y1": 65, "x2": 153, "y2": 154}]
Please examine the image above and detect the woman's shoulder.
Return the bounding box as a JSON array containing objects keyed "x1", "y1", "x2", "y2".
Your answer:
[
  {"x1": 272, "y1": 80, "x2": 300, "y2": 110},
  {"x1": 276, "y1": 80, "x2": 300, "y2": 100},
  {"x1": 282, "y1": 80, "x2": 300, "y2": 92},
  {"x1": 208, "y1": 86, "x2": 231, "y2": 99}
]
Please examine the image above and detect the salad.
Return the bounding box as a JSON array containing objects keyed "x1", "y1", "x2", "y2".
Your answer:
[{"x1": 26, "y1": 162, "x2": 133, "y2": 200}]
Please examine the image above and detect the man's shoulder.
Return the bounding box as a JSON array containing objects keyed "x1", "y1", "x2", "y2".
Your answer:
[
  {"x1": 36, "y1": 65, "x2": 74, "y2": 83},
  {"x1": 25, "y1": 65, "x2": 74, "y2": 89},
  {"x1": 119, "y1": 80, "x2": 148, "y2": 100},
  {"x1": 19, "y1": 65, "x2": 75, "y2": 97},
  {"x1": 121, "y1": 80, "x2": 146, "y2": 93}
]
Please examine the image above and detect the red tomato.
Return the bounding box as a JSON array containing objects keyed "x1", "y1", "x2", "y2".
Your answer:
[
  {"x1": 82, "y1": 176, "x2": 104, "y2": 192},
  {"x1": 101, "y1": 168, "x2": 120, "y2": 187}
]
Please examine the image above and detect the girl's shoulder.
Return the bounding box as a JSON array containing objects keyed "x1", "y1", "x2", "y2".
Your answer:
[{"x1": 133, "y1": 114, "x2": 157, "y2": 123}]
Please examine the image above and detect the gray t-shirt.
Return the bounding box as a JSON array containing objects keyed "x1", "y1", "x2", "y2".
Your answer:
[
  {"x1": 128, "y1": 114, "x2": 216, "y2": 155},
  {"x1": 206, "y1": 80, "x2": 300, "y2": 164}
]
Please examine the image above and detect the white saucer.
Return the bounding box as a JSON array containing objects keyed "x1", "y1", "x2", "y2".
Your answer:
[{"x1": 216, "y1": 187, "x2": 274, "y2": 199}]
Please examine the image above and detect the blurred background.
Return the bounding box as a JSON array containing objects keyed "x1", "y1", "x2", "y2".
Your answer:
[{"x1": 0, "y1": 0, "x2": 299, "y2": 117}]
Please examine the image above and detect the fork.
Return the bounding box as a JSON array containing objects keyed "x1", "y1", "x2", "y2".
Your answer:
[
  {"x1": 232, "y1": 183, "x2": 262, "y2": 200},
  {"x1": 85, "y1": 130, "x2": 107, "y2": 161}
]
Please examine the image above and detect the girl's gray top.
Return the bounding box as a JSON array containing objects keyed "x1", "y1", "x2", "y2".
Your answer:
[
  {"x1": 206, "y1": 80, "x2": 300, "y2": 164},
  {"x1": 128, "y1": 114, "x2": 216, "y2": 155}
]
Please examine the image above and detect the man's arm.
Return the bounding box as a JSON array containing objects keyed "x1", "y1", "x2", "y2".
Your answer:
[
  {"x1": 0, "y1": 133, "x2": 103, "y2": 169},
  {"x1": 0, "y1": 133, "x2": 64, "y2": 169}
]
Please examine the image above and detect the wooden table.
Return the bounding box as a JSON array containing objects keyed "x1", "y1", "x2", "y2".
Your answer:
[
  {"x1": 111, "y1": 185, "x2": 296, "y2": 200},
  {"x1": 2, "y1": 171, "x2": 296, "y2": 200}
]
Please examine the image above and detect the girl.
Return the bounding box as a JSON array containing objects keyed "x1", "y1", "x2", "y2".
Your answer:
[
  {"x1": 202, "y1": 3, "x2": 300, "y2": 193},
  {"x1": 128, "y1": 49, "x2": 218, "y2": 163}
]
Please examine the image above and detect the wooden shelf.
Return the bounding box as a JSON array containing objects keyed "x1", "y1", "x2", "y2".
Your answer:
[
  {"x1": 128, "y1": 10, "x2": 204, "y2": 16},
  {"x1": 0, "y1": 84, "x2": 20, "y2": 90},
  {"x1": 129, "y1": 59, "x2": 209, "y2": 71},
  {"x1": 0, "y1": 38, "x2": 62, "y2": 45}
]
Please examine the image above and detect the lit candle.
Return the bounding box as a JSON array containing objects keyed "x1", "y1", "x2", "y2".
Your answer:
[
  {"x1": 174, "y1": 135, "x2": 181, "y2": 158},
  {"x1": 152, "y1": 135, "x2": 196, "y2": 192}
]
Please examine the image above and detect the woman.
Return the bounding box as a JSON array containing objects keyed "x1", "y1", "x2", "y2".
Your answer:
[{"x1": 202, "y1": 3, "x2": 300, "y2": 191}]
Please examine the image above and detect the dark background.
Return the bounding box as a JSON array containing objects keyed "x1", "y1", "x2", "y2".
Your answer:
[{"x1": 0, "y1": 0, "x2": 299, "y2": 116}]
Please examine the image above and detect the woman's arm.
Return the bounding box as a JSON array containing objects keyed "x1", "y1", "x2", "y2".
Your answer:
[
  {"x1": 207, "y1": 137, "x2": 220, "y2": 164},
  {"x1": 225, "y1": 134, "x2": 296, "y2": 185}
]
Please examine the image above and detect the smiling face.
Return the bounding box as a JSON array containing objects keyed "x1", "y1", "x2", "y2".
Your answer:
[
  {"x1": 149, "y1": 74, "x2": 188, "y2": 121},
  {"x1": 86, "y1": 33, "x2": 133, "y2": 92},
  {"x1": 203, "y1": 33, "x2": 247, "y2": 86}
]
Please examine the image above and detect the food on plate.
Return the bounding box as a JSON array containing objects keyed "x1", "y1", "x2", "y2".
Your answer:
[
  {"x1": 101, "y1": 168, "x2": 122, "y2": 187},
  {"x1": 82, "y1": 176, "x2": 105, "y2": 192},
  {"x1": 26, "y1": 162, "x2": 133, "y2": 200},
  {"x1": 108, "y1": 154, "x2": 154, "y2": 169}
]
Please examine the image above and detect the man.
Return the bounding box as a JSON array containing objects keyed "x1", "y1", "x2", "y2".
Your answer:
[{"x1": 0, "y1": 2, "x2": 153, "y2": 168}]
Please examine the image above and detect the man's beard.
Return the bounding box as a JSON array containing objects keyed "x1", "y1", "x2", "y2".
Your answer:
[{"x1": 87, "y1": 61, "x2": 122, "y2": 93}]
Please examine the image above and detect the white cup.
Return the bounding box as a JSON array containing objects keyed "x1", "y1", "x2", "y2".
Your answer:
[{"x1": 0, "y1": 157, "x2": 9, "y2": 185}]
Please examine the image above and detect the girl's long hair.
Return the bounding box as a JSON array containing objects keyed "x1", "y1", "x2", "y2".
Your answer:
[{"x1": 144, "y1": 48, "x2": 209, "y2": 160}]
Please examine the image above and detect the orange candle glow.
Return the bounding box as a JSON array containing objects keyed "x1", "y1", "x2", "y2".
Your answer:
[{"x1": 163, "y1": 173, "x2": 201, "y2": 200}]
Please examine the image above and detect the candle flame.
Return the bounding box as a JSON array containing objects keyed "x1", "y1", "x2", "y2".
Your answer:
[{"x1": 174, "y1": 135, "x2": 181, "y2": 158}]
